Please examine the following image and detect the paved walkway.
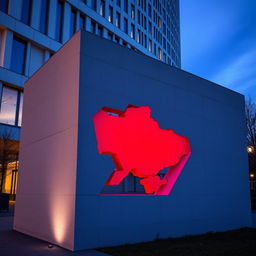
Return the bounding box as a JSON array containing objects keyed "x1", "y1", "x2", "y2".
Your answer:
[{"x1": 0, "y1": 215, "x2": 110, "y2": 256}]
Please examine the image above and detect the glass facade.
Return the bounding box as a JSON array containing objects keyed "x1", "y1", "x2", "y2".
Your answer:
[
  {"x1": 70, "y1": 9, "x2": 76, "y2": 37},
  {"x1": 21, "y1": 0, "x2": 32, "y2": 25},
  {"x1": 55, "y1": 0, "x2": 64, "y2": 42},
  {"x1": 39, "y1": 0, "x2": 49, "y2": 34},
  {"x1": 0, "y1": 86, "x2": 23, "y2": 126},
  {"x1": 0, "y1": 0, "x2": 9, "y2": 13},
  {"x1": 10, "y1": 37, "x2": 27, "y2": 74}
]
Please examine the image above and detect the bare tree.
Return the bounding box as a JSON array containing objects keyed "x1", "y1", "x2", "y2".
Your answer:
[
  {"x1": 0, "y1": 129, "x2": 19, "y2": 193},
  {"x1": 246, "y1": 99, "x2": 256, "y2": 146}
]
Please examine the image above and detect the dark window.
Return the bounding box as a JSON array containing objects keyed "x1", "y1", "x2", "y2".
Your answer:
[
  {"x1": 123, "y1": 18, "x2": 128, "y2": 34},
  {"x1": 116, "y1": 12, "x2": 120, "y2": 28},
  {"x1": 148, "y1": 21, "x2": 152, "y2": 34},
  {"x1": 100, "y1": 0, "x2": 105, "y2": 17},
  {"x1": 10, "y1": 37, "x2": 27, "y2": 74},
  {"x1": 21, "y1": 0, "x2": 32, "y2": 25},
  {"x1": 124, "y1": 0, "x2": 128, "y2": 13},
  {"x1": 70, "y1": 9, "x2": 76, "y2": 37},
  {"x1": 108, "y1": 6, "x2": 113, "y2": 23},
  {"x1": 116, "y1": 0, "x2": 121, "y2": 7},
  {"x1": 108, "y1": 32, "x2": 113, "y2": 40},
  {"x1": 0, "y1": 0, "x2": 9, "y2": 13},
  {"x1": 91, "y1": 21, "x2": 96, "y2": 33},
  {"x1": 138, "y1": 10, "x2": 140, "y2": 25},
  {"x1": 148, "y1": 4, "x2": 151, "y2": 17},
  {"x1": 92, "y1": 0, "x2": 97, "y2": 11},
  {"x1": 79, "y1": 15, "x2": 86, "y2": 29},
  {"x1": 55, "y1": 0, "x2": 64, "y2": 42},
  {"x1": 97, "y1": 26, "x2": 103, "y2": 36},
  {"x1": 39, "y1": 0, "x2": 49, "y2": 34}
]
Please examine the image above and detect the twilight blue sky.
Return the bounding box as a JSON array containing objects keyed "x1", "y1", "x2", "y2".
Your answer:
[{"x1": 180, "y1": 0, "x2": 256, "y2": 102}]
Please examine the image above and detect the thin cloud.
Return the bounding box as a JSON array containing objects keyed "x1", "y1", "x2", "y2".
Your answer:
[{"x1": 211, "y1": 48, "x2": 256, "y2": 95}]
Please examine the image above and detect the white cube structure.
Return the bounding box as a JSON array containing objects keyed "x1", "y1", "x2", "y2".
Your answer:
[{"x1": 14, "y1": 31, "x2": 252, "y2": 251}]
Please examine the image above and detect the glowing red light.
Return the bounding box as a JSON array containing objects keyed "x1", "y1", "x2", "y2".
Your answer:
[{"x1": 93, "y1": 105, "x2": 191, "y2": 195}]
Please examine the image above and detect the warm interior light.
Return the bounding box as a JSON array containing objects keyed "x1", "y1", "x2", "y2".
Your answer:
[
  {"x1": 247, "y1": 146, "x2": 253, "y2": 153},
  {"x1": 250, "y1": 173, "x2": 255, "y2": 178},
  {"x1": 93, "y1": 105, "x2": 191, "y2": 195}
]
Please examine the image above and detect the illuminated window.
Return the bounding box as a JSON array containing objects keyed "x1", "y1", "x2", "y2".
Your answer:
[
  {"x1": 39, "y1": 0, "x2": 49, "y2": 34},
  {"x1": 10, "y1": 37, "x2": 27, "y2": 75},
  {"x1": 116, "y1": 12, "x2": 120, "y2": 28},
  {"x1": 108, "y1": 6, "x2": 113, "y2": 23},
  {"x1": 158, "y1": 48, "x2": 162, "y2": 60},
  {"x1": 21, "y1": 0, "x2": 32, "y2": 25},
  {"x1": 18, "y1": 93, "x2": 23, "y2": 126},
  {"x1": 0, "y1": 0, "x2": 9, "y2": 13},
  {"x1": 130, "y1": 23, "x2": 135, "y2": 39},
  {"x1": 149, "y1": 39, "x2": 152, "y2": 52},
  {"x1": 131, "y1": 4, "x2": 135, "y2": 19},
  {"x1": 99, "y1": 0, "x2": 105, "y2": 17}
]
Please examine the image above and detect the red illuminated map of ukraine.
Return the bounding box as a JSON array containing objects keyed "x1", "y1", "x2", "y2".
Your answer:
[{"x1": 93, "y1": 105, "x2": 191, "y2": 195}]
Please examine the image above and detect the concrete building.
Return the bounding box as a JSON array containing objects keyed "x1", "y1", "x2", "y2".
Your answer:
[
  {"x1": 0, "y1": 0, "x2": 181, "y2": 194},
  {"x1": 14, "y1": 30, "x2": 252, "y2": 250}
]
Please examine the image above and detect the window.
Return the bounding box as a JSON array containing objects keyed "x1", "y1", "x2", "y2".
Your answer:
[
  {"x1": 0, "y1": 0, "x2": 9, "y2": 13},
  {"x1": 108, "y1": 32, "x2": 113, "y2": 40},
  {"x1": 130, "y1": 23, "x2": 135, "y2": 39},
  {"x1": 79, "y1": 15, "x2": 86, "y2": 29},
  {"x1": 97, "y1": 26, "x2": 103, "y2": 36},
  {"x1": 99, "y1": 0, "x2": 105, "y2": 17},
  {"x1": 0, "y1": 86, "x2": 23, "y2": 126},
  {"x1": 18, "y1": 93, "x2": 23, "y2": 126},
  {"x1": 124, "y1": 0, "x2": 128, "y2": 13},
  {"x1": 108, "y1": 6, "x2": 113, "y2": 23},
  {"x1": 91, "y1": 21, "x2": 96, "y2": 33},
  {"x1": 131, "y1": 4, "x2": 135, "y2": 19},
  {"x1": 149, "y1": 39, "x2": 152, "y2": 52},
  {"x1": 123, "y1": 18, "x2": 128, "y2": 34},
  {"x1": 158, "y1": 47, "x2": 162, "y2": 60},
  {"x1": 21, "y1": 0, "x2": 32, "y2": 25},
  {"x1": 70, "y1": 9, "x2": 76, "y2": 37},
  {"x1": 55, "y1": 0, "x2": 64, "y2": 42},
  {"x1": 137, "y1": 29, "x2": 141, "y2": 43},
  {"x1": 148, "y1": 4, "x2": 151, "y2": 18},
  {"x1": 92, "y1": 0, "x2": 97, "y2": 11},
  {"x1": 39, "y1": 0, "x2": 49, "y2": 34},
  {"x1": 137, "y1": 10, "x2": 140, "y2": 25},
  {"x1": 10, "y1": 37, "x2": 26, "y2": 74},
  {"x1": 148, "y1": 21, "x2": 152, "y2": 34},
  {"x1": 116, "y1": 0, "x2": 121, "y2": 7},
  {"x1": 116, "y1": 12, "x2": 120, "y2": 28}
]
